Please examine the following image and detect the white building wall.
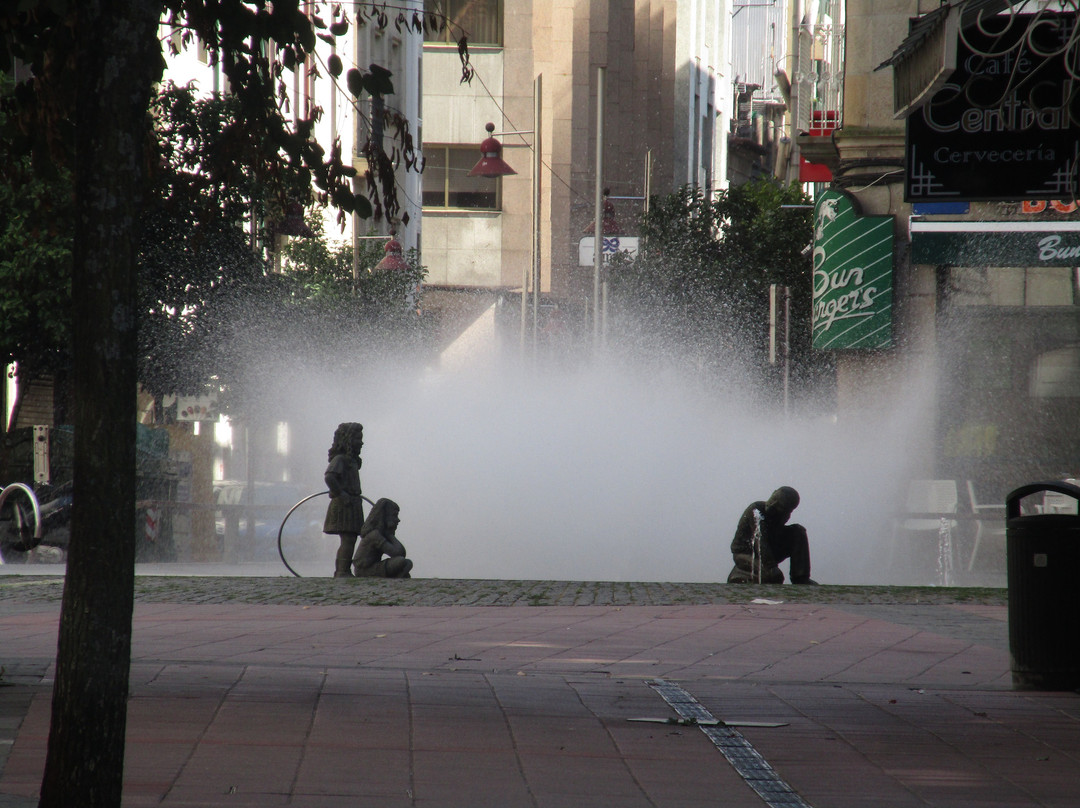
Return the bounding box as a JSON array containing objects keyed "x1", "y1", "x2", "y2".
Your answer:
[
  {"x1": 354, "y1": 8, "x2": 423, "y2": 252},
  {"x1": 675, "y1": 0, "x2": 733, "y2": 194},
  {"x1": 422, "y1": 213, "x2": 504, "y2": 287},
  {"x1": 730, "y1": 0, "x2": 788, "y2": 97}
]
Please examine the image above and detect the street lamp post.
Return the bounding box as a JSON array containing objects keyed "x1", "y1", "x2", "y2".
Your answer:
[
  {"x1": 469, "y1": 75, "x2": 543, "y2": 357},
  {"x1": 372, "y1": 231, "x2": 421, "y2": 313}
]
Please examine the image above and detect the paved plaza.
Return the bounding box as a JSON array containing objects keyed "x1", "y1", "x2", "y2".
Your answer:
[{"x1": 1, "y1": 573, "x2": 1077, "y2": 807}]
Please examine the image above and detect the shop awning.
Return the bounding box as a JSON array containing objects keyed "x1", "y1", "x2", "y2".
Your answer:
[
  {"x1": 876, "y1": 0, "x2": 1012, "y2": 118},
  {"x1": 910, "y1": 220, "x2": 1080, "y2": 266}
]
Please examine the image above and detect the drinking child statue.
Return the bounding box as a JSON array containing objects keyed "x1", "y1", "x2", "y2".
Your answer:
[{"x1": 727, "y1": 486, "x2": 818, "y2": 585}]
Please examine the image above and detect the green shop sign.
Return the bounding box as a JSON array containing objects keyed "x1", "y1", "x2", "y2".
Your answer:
[
  {"x1": 910, "y1": 221, "x2": 1080, "y2": 266},
  {"x1": 812, "y1": 189, "x2": 894, "y2": 350}
]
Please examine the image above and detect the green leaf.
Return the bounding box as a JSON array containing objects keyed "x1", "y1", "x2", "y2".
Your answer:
[
  {"x1": 346, "y1": 68, "x2": 363, "y2": 98},
  {"x1": 353, "y1": 193, "x2": 373, "y2": 220},
  {"x1": 363, "y1": 64, "x2": 394, "y2": 97}
]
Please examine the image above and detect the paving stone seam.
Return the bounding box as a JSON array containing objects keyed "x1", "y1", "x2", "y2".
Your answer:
[
  {"x1": 485, "y1": 672, "x2": 542, "y2": 808},
  {"x1": 847, "y1": 688, "x2": 1047, "y2": 805},
  {"x1": 158, "y1": 664, "x2": 243, "y2": 803},
  {"x1": 404, "y1": 669, "x2": 416, "y2": 802},
  {"x1": 289, "y1": 667, "x2": 327, "y2": 799},
  {"x1": 650, "y1": 679, "x2": 813, "y2": 808},
  {"x1": 565, "y1": 678, "x2": 663, "y2": 806}
]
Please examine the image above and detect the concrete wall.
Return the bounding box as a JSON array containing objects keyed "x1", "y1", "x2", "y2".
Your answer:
[
  {"x1": 422, "y1": 212, "x2": 506, "y2": 287},
  {"x1": 841, "y1": 0, "x2": 932, "y2": 133}
]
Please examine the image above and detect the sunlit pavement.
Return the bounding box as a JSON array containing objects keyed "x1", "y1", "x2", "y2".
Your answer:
[{"x1": 1, "y1": 575, "x2": 1077, "y2": 808}]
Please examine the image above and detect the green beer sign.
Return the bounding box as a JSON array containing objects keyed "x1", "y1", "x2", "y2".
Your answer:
[{"x1": 812, "y1": 189, "x2": 894, "y2": 350}]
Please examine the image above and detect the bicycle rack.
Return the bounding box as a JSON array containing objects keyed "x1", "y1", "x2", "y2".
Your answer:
[{"x1": 0, "y1": 482, "x2": 44, "y2": 554}]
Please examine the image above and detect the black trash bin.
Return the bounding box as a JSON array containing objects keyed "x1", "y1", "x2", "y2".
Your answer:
[{"x1": 1006, "y1": 481, "x2": 1080, "y2": 691}]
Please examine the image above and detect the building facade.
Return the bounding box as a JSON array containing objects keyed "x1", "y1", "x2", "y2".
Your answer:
[
  {"x1": 804, "y1": 0, "x2": 1080, "y2": 503},
  {"x1": 728, "y1": 0, "x2": 845, "y2": 185},
  {"x1": 419, "y1": 0, "x2": 734, "y2": 352}
]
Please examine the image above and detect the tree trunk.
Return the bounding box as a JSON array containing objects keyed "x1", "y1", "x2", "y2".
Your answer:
[{"x1": 37, "y1": 2, "x2": 162, "y2": 806}]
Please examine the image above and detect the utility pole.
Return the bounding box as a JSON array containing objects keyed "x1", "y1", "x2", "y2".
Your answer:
[
  {"x1": 592, "y1": 66, "x2": 606, "y2": 349},
  {"x1": 770, "y1": 284, "x2": 791, "y2": 417}
]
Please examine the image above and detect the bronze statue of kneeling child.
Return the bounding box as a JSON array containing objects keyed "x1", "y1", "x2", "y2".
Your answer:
[
  {"x1": 727, "y1": 486, "x2": 817, "y2": 585},
  {"x1": 353, "y1": 498, "x2": 412, "y2": 578}
]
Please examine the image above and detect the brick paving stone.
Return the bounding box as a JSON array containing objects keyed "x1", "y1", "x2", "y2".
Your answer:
[{"x1": 5, "y1": 574, "x2": 1078, "y2": 808}]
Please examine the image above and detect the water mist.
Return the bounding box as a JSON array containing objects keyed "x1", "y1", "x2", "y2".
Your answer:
[{"x1": 253, "y1": 321, "x2": 938, "y2": 586}]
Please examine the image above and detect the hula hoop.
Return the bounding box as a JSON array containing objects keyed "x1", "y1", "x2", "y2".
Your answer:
[{"x1": 277, "y1": 491, "x2": 375, "y2": 577}]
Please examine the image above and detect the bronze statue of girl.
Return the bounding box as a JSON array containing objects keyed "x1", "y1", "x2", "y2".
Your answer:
[{"x1": 323, "y1": 422, "x2": 366, "y2": 577}]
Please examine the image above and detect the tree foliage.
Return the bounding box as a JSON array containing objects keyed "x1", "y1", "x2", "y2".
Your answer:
[
  {"x1": 210, "y1": 215, "x2": 429, "y2": 422},
  {"x1": 281, "y1": 215, "x2": 426, "y2": 313},
  {"x1": 0, "y1": 77, "x2": 73, "y2": 424},
  {"x1": 1, "y1": 1, "x2": 471, "y2": 229},
  {"x1": 0, "y1": 3, "x2": 461, "y2": 805},
  {"x1": 609, "y1": 179, "x2": 833, "y2": 411},
  {"x1": 1, "y1": 3, "x2": 467, "y2": 425},
  {"x1": 137, "y1": 83, "x2": 283, "y2": 401},
  {"x1": 0, "y1": 80, "x2": 426, "y2": 422}
]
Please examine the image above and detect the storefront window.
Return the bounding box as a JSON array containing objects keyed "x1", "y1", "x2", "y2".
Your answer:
[{"x1": 938, "y1": 266, "x2": 1080, "y2": 486}]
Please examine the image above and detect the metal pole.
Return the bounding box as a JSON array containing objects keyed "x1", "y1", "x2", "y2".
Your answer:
[
  {"x1": 769, "y1": 284, "x2": 778, "y2": 365},
  {"x1": 643, "y1": 149, "x2": 651, "y2": 217},
  {"x1": 592, "y1": 66, "x2": 605, "y2": 348},
  {"x1": 783, "y1": 285, "x2": 791, "y2": 417},
  {"x1": 532, "y1": 74, "x2": 542, "y2": 357},
  {"x1": 520, "y1": 153, "x2": 528, "y2": 353},
  {"x1": 601, "y1": 269, "x2": 608, "y2": 346},
  {"x1": 352, "y1": 24, "x2": 362, "y2": 286}
]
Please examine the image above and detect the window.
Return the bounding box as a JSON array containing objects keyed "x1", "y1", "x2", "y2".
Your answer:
[
  {"x1": 422, "y1": 146, "x2": 499, "y2": 210},
  {"x1": 424, "y1": 0, "x2": 502, "y2": 46}
]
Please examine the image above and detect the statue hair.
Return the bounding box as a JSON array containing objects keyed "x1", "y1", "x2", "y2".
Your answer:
[{"x1": 328, "y1": 422, "x2": 363, "y2": 462}]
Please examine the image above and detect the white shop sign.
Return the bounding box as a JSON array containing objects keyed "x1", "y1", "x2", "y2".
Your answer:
[{"x1": 578, "y1": 236, "x2": 639, "y2": 266}]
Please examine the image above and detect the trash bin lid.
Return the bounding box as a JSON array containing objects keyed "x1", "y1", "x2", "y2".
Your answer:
[{"x1": 1006, "y1": 481, "x2": 1080, "y2": 519}]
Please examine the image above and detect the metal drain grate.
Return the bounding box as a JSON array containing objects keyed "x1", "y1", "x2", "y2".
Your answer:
[{"x1": 649, "y1": 679, "x2": 813, "y2": 808}]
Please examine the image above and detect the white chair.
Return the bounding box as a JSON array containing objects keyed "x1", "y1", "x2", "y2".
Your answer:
[
  {"x1": 900, "y1": 479, "x2": 959, "y2": 528},
  {"x1": 890, "y1": 480, "x2": 960, "y2": 574},
  {"x1": 1041, "y1": 479, "x2": 1079, "y2": 514},
  {"x1": 965, "y1": 480, "x2": 1007, "y2": 571}
]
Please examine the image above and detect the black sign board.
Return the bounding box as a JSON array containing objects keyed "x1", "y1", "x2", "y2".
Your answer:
[{"x1": 905, "y1": 13, "x2": 1080, "y2": 202}]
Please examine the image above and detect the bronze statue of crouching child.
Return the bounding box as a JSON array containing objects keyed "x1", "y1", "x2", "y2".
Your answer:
[{"x1": 353, "y1": 498, "x2": 412, "y2": 578}]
